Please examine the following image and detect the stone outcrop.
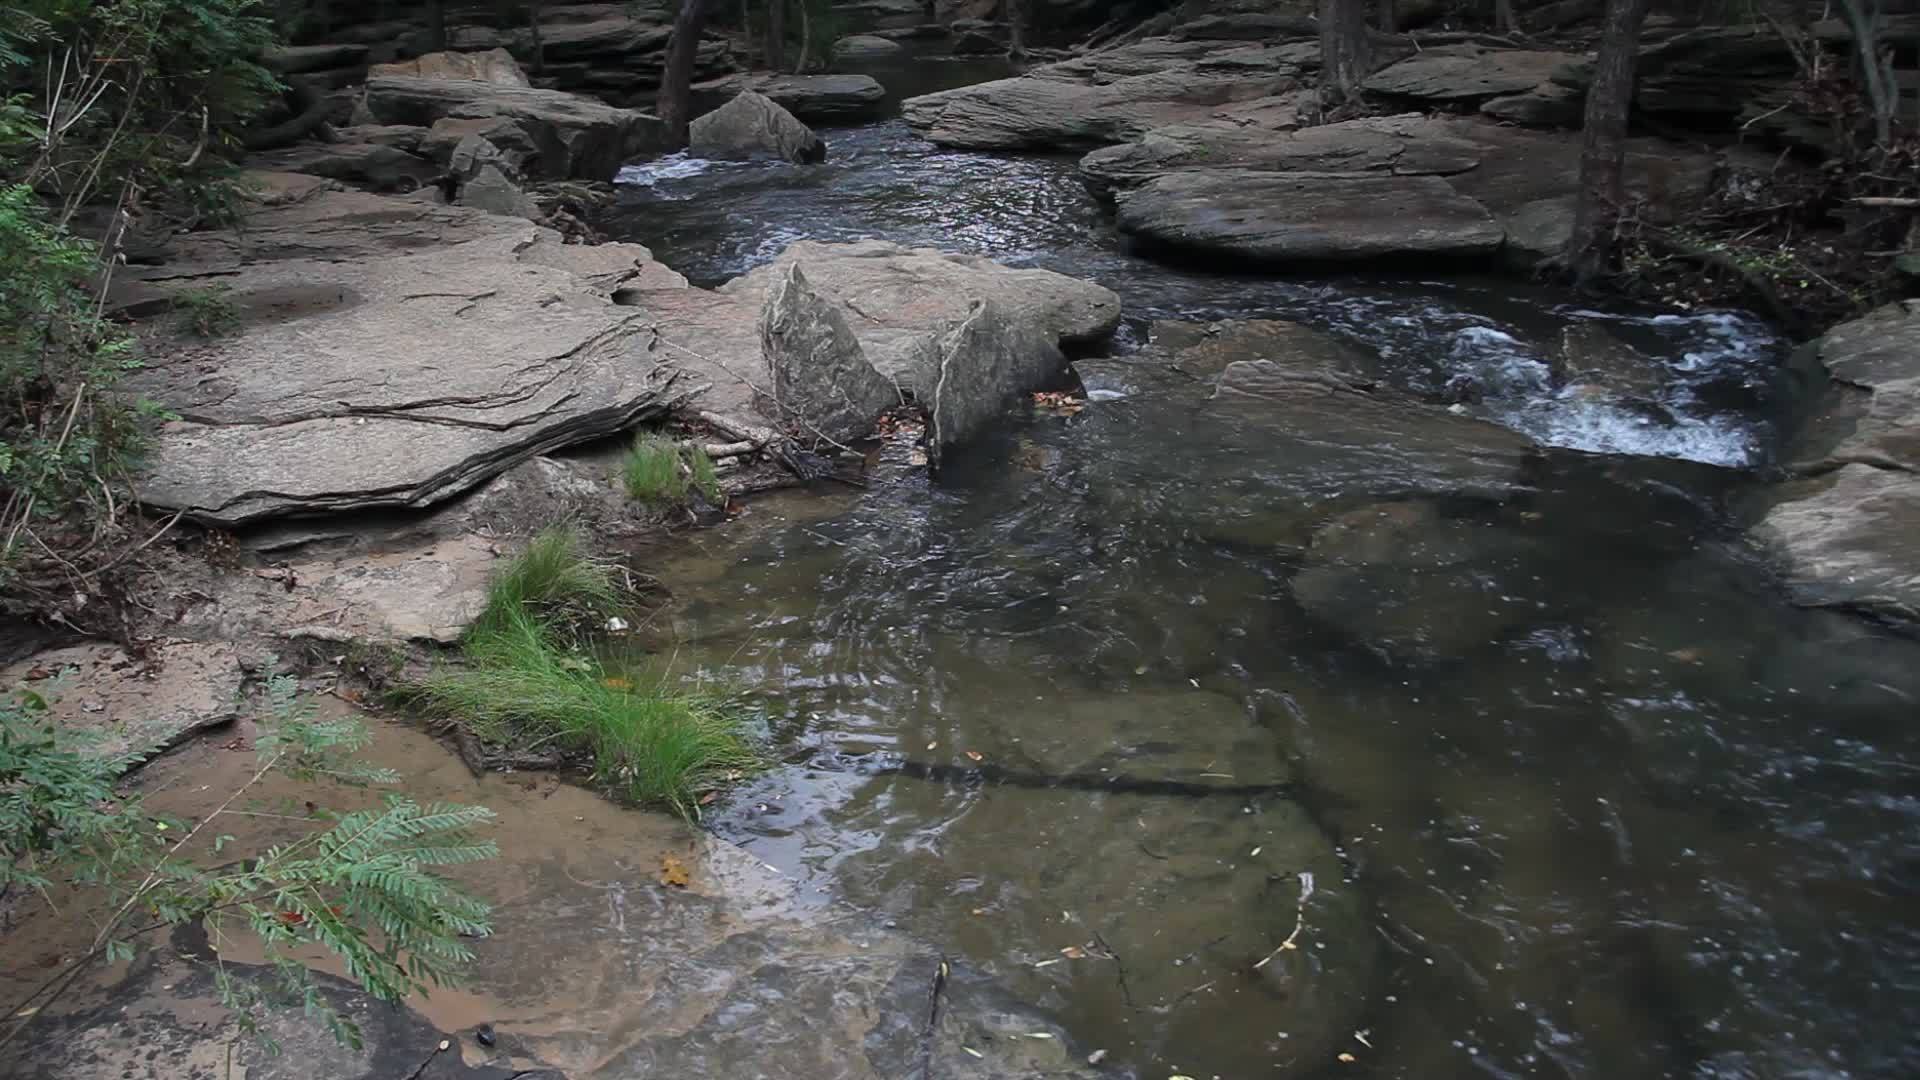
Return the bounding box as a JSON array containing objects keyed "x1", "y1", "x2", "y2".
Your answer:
[
  {"x1": 362, "y1": 75, "x2": 666, "y2": 179},
  {"x1": 1082, "y1": 113, "x2": 1714, "y2": 270},
  {"x1": 251, "y1": 139, "x2": 439, "y2": 191},
  {"x1": 368, "y1": 47, "x2": 530, "y2": 86},
  {"x1": 689, "y1": 90, "x2": 827, "y2": 163},
  {"x1": 901, "y1": 37, "x2": 1313, "y2": 150},
  {"x1": 925, "y1": 300, "x2": 1060, "y2": 462},
  {"x1": 1116, "y1": 171, "x2": 1506, "y2": 264},
  {"x1": 833, "y1": 33, "x2": 906, "y2": 59},
  {"x1": 1753, "y1": 301, "x2": 1920, "y2": 624},
  {"x1": 1363, "y1": 45, "x2": 1570, "y2": 103},
  {"x1": 0, "y1": 642, "x2": 247, "y2": 769}
]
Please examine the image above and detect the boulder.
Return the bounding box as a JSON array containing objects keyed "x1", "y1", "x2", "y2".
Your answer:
[
  {"x1": 250, "y1": 141, "x2": 438, "y2": 192},
  {"x1": 1115, "y1": 171, "x2": 1506, "y2": 265},
  {"x1": 362, "y1": 75, "x2": 666, "y2": 180},
  {"x1": 447, "y1": 134, "x2": 540, "y2": 218},
  {"x1": 368, "y1": 47, "x2": 531, "y2": 86},
  {"x1": 833, "y1": 33, "x2": 907, "y2": 59},
  {"x1": 1364, "y1": 46, "x2": 1573, "y2": 103},
  {"x1": 689, "y1": 90, "x2": 826, "y2": 163},
  {"x1": 1753, "y1": 301, "x2": 1920, "y2": 625},
  {"x1": 926, "y1": 299, "x2": 1062, "y2": 460},
  {"x1": 760, "y1": 264, "x2": 901, "y2": 442},
  {"x1": 1753, "y1": 466, "x2": 1920, "y2": 625},
  {"x1": 695, "y1": 73, "x2": 888, "y2": 121}
]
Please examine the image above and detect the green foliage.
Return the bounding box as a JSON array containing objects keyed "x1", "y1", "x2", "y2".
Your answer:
[
  {"x1": 623, "y1": 431, "x2": 724, "y2": 507},
  {"x1": 468, "y1": 524, "x2": 625, "y2": 640},
  {"x1": 0, "y1": 183, "x2": 145, "y2": 574},
  {"x1": 170, "y1": 284, "x2": 241, "y2": 338},
  {"x1": 411, "y1": 532, "x2": 756, "y2": 815},
  {"x1": 0, "y1": 674, "x2": 497, "y2": 1055}
]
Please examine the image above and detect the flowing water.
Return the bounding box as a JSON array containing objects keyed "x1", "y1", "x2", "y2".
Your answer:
[{"x1": 599, "y1": 54, "x2": 1920, "y2": 1079}]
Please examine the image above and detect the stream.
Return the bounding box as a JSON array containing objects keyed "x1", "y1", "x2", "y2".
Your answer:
[{"x1": 599, "y1": 55, "x2": 1920, "y2": 1079}]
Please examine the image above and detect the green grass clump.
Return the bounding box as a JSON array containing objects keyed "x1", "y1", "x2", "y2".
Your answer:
[
  {"x1": 623, "y1": 432, "x2": 725, "y2": 506},
  {"x1": 416, "y1": 528, "x2": 754, "y2": 815}
]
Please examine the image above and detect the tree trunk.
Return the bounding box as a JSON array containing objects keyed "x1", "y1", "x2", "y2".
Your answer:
[
  {"x1": 1007, "y1": 0, "x2": 1027, "y2": 58},
  {"x1": 425, "y1": 0, "x2": 448, "y2": 51},
  {"x1": 1376, "y1": 0, "x2": 1396, "y2": 34},
  {"x1": 1493, "y1": 0, "x2": 1517, "y2": 33},
  {"x1": 796, "y1": 0, "x2": 812, "y2": 73},
  {"x1": 1838, "y1": 0, "x2": 1895, "y2": 151},
  {"x1": 740, "y1": 0, "x2": 754, "y2": 67},
  {"x1": 1564, "y1": 0, "x2": 1651, "y2": 281},
  {"x1": 659, "y1": 0, "x2": 713, "y2": 147},
  {"x1": 1317, "y1": 0, "x2": 1370, "y2": 118},
  {"x1": 767, "y1": 0, "x2": 786, "y2": 72},
  {"x1": 529, "y1": 2, "x2": 546, "y2": 76}
]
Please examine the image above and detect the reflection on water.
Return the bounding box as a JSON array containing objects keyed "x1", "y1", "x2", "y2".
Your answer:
[{"x1": 603, "y1": 58, "x2": 1918, "y2": 1079}]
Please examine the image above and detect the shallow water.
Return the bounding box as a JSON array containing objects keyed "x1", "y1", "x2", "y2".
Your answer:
[{"x1": 601, "y1": 58, "x2": 1920, "y2": 1080}]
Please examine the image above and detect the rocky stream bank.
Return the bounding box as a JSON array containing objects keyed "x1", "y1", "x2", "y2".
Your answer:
[{"x1": 5, "y1": 3, "x2": 1919, "y2": 1079}]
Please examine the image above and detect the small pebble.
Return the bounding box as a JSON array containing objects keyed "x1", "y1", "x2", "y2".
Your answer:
[{"x1": 475, "y1": 1023, "x2": 496, "y2": 1048}]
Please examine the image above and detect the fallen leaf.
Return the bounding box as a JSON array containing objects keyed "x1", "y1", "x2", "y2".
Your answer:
[
  {"x1": 1060, "y1": 945, "x2": 1086, "y2": 959},
  {"x1": 964, "y1": 750, "x2": 984, "y2": 762},
  {"x1": 1086, "y1": 1049, "x2": 1108, "y2": 1065},
  {"x1": 1338, "y1": 1053, "x2": 1356, "y2": 1063},
  {"x1": 602, "y1": 676, "x2": 634, "y2": 691},
  {"x1": 1666, "y1": 647, "x2": 1704, "y2": 663},
  {"x1": 909, "y1": 448, "x2": 930, "y2": 467},
  {"x1": 699, "y1": 791, "x2": 719, "y2": 806},
  {"x1": 658, "y1": 855, "x2": 691, "y2": 888},
  {"x1": 962, "y1": 1047, "x2": 983, "y2": 1058},
  {"x1": 926, "y1": 741, "x2": 938, "y2": 750},
  {"x1": 1023, "y1": 1032, "x2": 1055, "y2": 1039}
]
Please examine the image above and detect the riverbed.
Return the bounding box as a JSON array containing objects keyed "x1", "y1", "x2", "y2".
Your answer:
[{"x1": 598, "y1": 56, "x2": 1920, "y2": 1080}]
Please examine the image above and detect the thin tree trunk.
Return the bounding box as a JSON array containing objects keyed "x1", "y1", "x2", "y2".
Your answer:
[
  {"x1": 529, "y1": 2, "x2": 545, "y2": 76},
  {"x1": 659, "y1": 0, "x2": 714, "y2": 147},
  {"x1": 740, "y1": 0, "x2": 754, "y2": 67},
  {"x1": 796, "y1": 0, "x2": 811, "y2": 74},
  {"x1": 1376, "y1": 0, "x2": 1397, "y2": 34},
  {"x1": 767, "y1": 0, "x2": 786, "y2": 72},
  {"x1": 1317, "y1": 0, "x2": 1370, "y2": 119},
  {"x1": 1564, "y1": 0, "x2": 1651, "y2": 281},
  {"x1": 1494, "y1": 0, "x2": 1517, "y2": 33},
  {"x1": 1838, "y1": 0, "x2": 1895, "y2": 151},
  {"x1": 1007, "y1": 0, "x2": 1027, "y2": 58}
]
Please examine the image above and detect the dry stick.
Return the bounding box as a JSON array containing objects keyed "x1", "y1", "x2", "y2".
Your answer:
[{"x1": 1252, "y1": 871, "x2": 1317, "y2": 971}]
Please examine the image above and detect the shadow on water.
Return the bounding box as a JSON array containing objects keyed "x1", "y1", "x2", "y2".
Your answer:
[{"x1": 601, "y1": 57, "x2": 1920, "y2": 1080}]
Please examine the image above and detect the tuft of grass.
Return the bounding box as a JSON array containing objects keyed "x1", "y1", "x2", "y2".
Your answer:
[
  {"x1": 622, "y1": 432, "x2": 725, "y2": 507},
  {"x1": 468, "y1": 525, "x2": 623, "y2": 640},
  {"x1": 414, "y1": 531, "x2": 754, "y2": 815}
]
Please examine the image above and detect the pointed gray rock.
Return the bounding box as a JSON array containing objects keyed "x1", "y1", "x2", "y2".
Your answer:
[
  {"x1": 689, "y1": 90, "x2": 826, "y2": 164},
  {"x1": 759, "y1": 265, "x2": 899, "y2": 443}
]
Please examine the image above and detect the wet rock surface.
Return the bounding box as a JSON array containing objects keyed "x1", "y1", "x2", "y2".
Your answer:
[
  {"x1": 1116, "y1": 170, "x2": 1507, "y2": 264},
  {"x1": 1756, "y1": 301, "x2": 1920, "y2": 624},
  {"x1": 0, "y1": 642, "x2": 247, "y2": 767}
]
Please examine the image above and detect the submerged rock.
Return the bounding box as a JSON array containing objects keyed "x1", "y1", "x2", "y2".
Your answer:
[
  {"x1": 689, "y1": 89, "x2": 827, "y2": 163},
  {"x1": 1115, "y1": 171, "x2": 1506, "y2": 265},
  {"x1": 833, "y1": 33, "x2": 906, "y2": 59},
  {"x1": 0, "y1": 642, "x2": 246, "y2": 768}
]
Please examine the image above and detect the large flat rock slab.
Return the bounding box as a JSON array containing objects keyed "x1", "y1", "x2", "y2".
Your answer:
[
  {"x1": 1080, "y1": 113, "x2": 1484, "y2": 196},
  {"x1": 1115, "y1": 170, "x2": 1506, "y2": 265},
  {"x1": 902, "y1": 38, "x2": 1313, "y2": 150},
  {"x1": 1364, "y1": 46, "x2": 1572, "y2": 102}
]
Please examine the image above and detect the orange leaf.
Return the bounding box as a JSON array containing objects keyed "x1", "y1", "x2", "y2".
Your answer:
[
  {"x1": 602, "y1": 676, "x2": 634, "y2": 691},
  {"x1": 658, "y1": 855, "x2": 691, "y2": 888},
  {"x1": 964, "y1": 750, "x2": 984, "y2": 762}
]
